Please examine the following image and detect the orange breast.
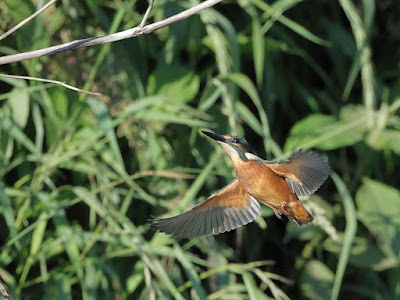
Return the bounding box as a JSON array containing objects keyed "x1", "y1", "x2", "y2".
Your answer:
[{"x1": 232, "y1": 158, "x2": 296, "y2": 210}]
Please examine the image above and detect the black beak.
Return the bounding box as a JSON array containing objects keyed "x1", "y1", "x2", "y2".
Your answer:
[{"x1": 201, "y1": 131, "x2": 227, "y2": 143}]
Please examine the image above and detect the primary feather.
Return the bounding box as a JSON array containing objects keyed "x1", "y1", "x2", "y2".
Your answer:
[{"x1": 152, "y1": 179, "x2": 261, "y2": 238}]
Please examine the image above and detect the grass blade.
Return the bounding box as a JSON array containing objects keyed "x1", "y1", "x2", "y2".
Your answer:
[
  {"x1": 0, "y1": 110, "x2": 38, "y2": 155},
  {"x1": 252, "y1": 18, "x2": 265, "y2": 87},
  {"x1": 87, "y1": 98, "x2": 125, "y2": 171},
  {"x1": 174, "y1": 244, "x2": 207, "y2": 299},
  {"x1": 330, "y1": 173, "x2": 357, "y2": 300}
]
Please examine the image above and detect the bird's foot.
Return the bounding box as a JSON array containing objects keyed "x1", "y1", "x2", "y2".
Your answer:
[
  {"x1": 273, "y1": 208, "x2": 282, "y2": 219},
  {"x1": 280, "y1": 203, "x2": 288, "y2": 215}
]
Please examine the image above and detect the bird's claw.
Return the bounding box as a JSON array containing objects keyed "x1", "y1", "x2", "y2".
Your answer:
[
  {"x1": 280, "y1": 203, "x2": 287, "y2": 214},
  {"x1": 273, "y1": 208, "x2": 282, "y2": 219}
]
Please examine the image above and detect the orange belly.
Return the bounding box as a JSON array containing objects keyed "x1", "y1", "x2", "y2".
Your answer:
[
  {"x1": 232, "y1": 159, "x2": 296, "y2": 209},
  {"x1": 232, "y1": 158, "x2": 313, "y2": 224}
]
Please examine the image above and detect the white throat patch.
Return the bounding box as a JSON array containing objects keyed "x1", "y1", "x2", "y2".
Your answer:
[
  {"x1": 218, "y1": 142, "x2": 239, "y2": 158},
  {"x1": 245, "y1": 152, "x2": 262, "y2": 161},
  {"x1": 218, "y1": 142, "x2": 262, "y2": 161}
]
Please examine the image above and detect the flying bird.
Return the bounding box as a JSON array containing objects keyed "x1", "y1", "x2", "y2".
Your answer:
[{"x1": 153, "y1": 131, "x2": 330, "y2": 238}]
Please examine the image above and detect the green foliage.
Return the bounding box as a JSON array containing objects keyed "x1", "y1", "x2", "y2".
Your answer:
[
  {"x1": 301, "y1": 260, "x2": 334, "y2": 300},
  {"x1": 284, "y1": 105, "x2": 370, "y2": 151},
  {"x1": 356, "y1": 178, "x2": 400, "y2": 260},
  {"x1": 1, "y1": 0, "x2": 400, "y2": 299},
  {"x1": 147, "y1": 64, "x2": 200, "y2": 103}
]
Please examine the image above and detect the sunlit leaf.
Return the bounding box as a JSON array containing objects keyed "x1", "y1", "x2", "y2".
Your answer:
[
  {"x1": 147, "y1": 64, "x2": 200, "y2": 103},
  {"x1": 8, "y1": 87, "x2": 30, "y2": 128},
  {"x1": 370, "y1": 129, "x2": 400, "y2": 155},
  {"x1": 284, "y1": 106, "x2": 369, "y2": 151},
  {"x1": 252, "y1": 18, "x2": 264, "y2": 87},
  {"x1": 87, "y1": 97, "x2": 125, "y2": 172},
  {"x1": 356, "y1": 178, "x2": 400, "y2": 260},
  {"x1": 324, "y1": 236, "x2": 397, "y2": 271},
  {"x1": 301, "y1": 260, "x2": 334, "y2": 300},
  {"x1": 0, "y1": 109, "x2": 38, "y2": 155}
]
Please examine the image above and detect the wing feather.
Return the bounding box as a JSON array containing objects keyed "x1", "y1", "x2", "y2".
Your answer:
[
  {"x1": 266, "y1": 149, "x2": 330, "y2": 197},
  {"x1": 216, "y1": 209, "x2": 225, "y2": 233},
  {"x1": 205, "y1": 213, "x2": 213, "y2": 236},
  {"x1": 152, "y1": 179, "x2": 262, "y2": 238}
]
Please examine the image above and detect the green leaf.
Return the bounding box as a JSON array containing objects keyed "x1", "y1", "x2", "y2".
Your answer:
[
  {"x1": 221, "y1": 73, "x2": 281, "y2": 155},
  {"x1": 235, "y1": 101, "x2": 262, "y2": 135},
  {"x1": 174, "y1": 244, "x2": 207, "y2": 299},
  {"x1": 32, "y1": 103, "x2": 44, "y2": 153},
  {"x1": 371, "y1": 129, "x2": 400, "y2": 155},
  {"x1": 73, "y1": 187, "x2": 108, "y2": 219},
  {"x1": 242, "y1": 272, "x2": 259, "y2": 300},
  {"x1": 323, "y1": 236, "x2": 396, "y2": 271},
  {"x1": 134, "y1": 110, "x2": 211, "y2": 128},
  {"x1": 285, "y1": 114, "x2": 346, "y2": 150},
  {"x1": 0, "y1": 109, "x2": 38, "y2": 155},
  {"x1": 147, "y1": 64, "x2": 200, "y2": 103},
  {"x1": 284, "y1": 106, "x2": 368, "y2": 151},
  {"x1": 127, "y1": 261, "x2": 145, "y2": 293},
  {"x1": 87, "y1": 98, "x2": 125, "y2": 172},
  {"x1": 3, "y1": 0, "x2": 36, "y2": 50},
  {"x1": 330, "y1": 173, "x2": 357, "y2": 300},
  {"x1": 301, "y1": 260, "x2": 334, "y2": 300},
  {"x1": 252, "y1": 18, "x2": 264, "y2": 87},
  {"x1": 30, "y1": 211, "x2": 48, "y2": 257},
  {"x1": 251, "y1": 0, "x2": 330, "y2": 46},
  {"x1": 52, "y1": 210, "x2": 82, "y2": 265},
  {"x1": 115, "y1": 95, "x2": 168, "y2": 123},
  {"x1": 0, "y1": 181, "x2": 18, "y2": 238},
  {"x1": 356, "y1": 177, "x2": 400, "y2": 259},
  {"x1": 198, "y1": 83, "x2": 222, "y2": 111},
  {"x1": 50, "y1": 88, "x2": 69, "y2": 119},
  {"x1": 8, "y1": 87, "x2": 30, "y2": 128},
  {"x1": 178, "y1": 151, "x2": 221, "y2": 209}
]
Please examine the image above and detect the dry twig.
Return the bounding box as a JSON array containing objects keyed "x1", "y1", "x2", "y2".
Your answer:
[
  {"x1": 0, "y1": 0, "x2": 222, "y2": 95},
  {"x1": 0, "y1": 0, "x2": 223, "y2": 65},
  {"x1": 0, "y1": 281, "x2": 10, "y2": 300},
  {"x1": 139, "y1": 0, "x2": 155, "y2": 28},
  {"x1": 0, "y1": 74, "x2": 101, "y2": 96},
  {"x1": 0, "y1": 0, "x2": 58, "y2": 42}
]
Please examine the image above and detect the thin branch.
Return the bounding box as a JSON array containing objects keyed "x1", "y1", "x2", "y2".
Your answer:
[
  {"x1": 0, "y1": 0, "x2": 223, "y2": 65},
  {"x1": 0, "y1": 0, "x2": 58, "y2": 42},
  {"x1": 0, "y1": 74, "x2": 101, "y2": 96},
  {"x1": 0, "y1": 282, "x2": 10, "y2": 300},
  {"x1": 139, "y1": 0, "x2": 155, "y2": 28}
]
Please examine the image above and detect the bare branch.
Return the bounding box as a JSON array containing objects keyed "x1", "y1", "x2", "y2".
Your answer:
[
  {"x1": 0, "y1": 0, "x2": 223, "y2": 65},
  {"x1": 0, "y1": 0, "x2": 58, "y2": 42},
  {"x1": 0, "y1": 74, "x2": 101, "y2": 96},
  {"x1": 0, "y1": 282, "x2": 10, "y2": 300},
  {"x1": 139, "y1": 0, "x2": 155, "y2": 28}
]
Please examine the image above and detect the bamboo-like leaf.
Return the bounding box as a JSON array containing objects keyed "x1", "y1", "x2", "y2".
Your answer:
[
  {"x1": 330, "y1": 173, "x2": 357, "y2": 300},
  {"x1": 252, "y1": 18, "x2": 264, "y2": 87},
  {"x1": 251, "y1": 0, "x2": 330, "y2": 46},
  {"x1": 301, "y1": 260, "x2": 334, "y2": 300},
  {"x1": 8, "y1": 86, "x2": 30, "y2": 129},
  {"x1": 174, "y1": 244, "x2": 207, "y2": 299},
  {"x1": 87, "y1": 98, "x2": 125, "y2": 172},
  {"x1": 0, "y1": 110, "x2": 38, "y2": 155}
]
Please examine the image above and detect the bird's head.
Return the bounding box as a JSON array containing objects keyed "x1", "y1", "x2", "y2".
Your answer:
[{"x1": 201, "y1": 131, "x2": 257, "y2": 161}]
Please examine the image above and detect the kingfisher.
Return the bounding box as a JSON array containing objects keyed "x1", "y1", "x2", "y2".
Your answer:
[{"x1": 153, "y1": 131, "x2": 330, "y2": 238}]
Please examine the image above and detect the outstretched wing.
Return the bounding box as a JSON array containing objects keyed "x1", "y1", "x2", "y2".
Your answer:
[
  {"x1": 266, "y1": 149, "x2": 330, "y2": 197},
  {"x1": 152, "y1": 179, "x2": 261, "y2": 238}
]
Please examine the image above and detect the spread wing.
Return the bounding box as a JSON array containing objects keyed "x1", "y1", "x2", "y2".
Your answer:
[
  {"x1": 152, "y1": 179, "x2": 261, "y2": 238},
  {"x1": 266, "y1": 149, "x2": 330, "y2": 197}
]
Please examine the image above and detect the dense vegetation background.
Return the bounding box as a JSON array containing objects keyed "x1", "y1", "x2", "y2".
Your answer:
[{"x1": 1, "y1": 0, "x2": 400, "y2": 299}]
